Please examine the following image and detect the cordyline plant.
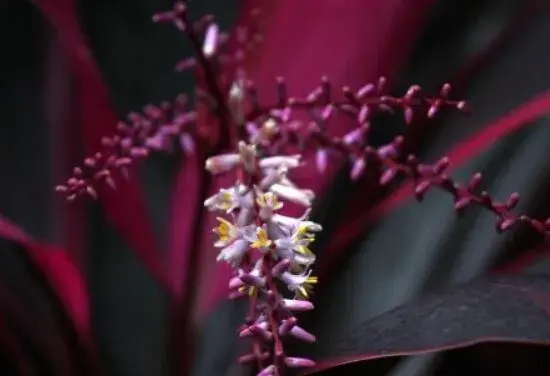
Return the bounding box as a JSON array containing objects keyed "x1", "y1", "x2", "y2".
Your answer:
[{"x1": 47, "y1": 1, "x2": 550, "y2": 375}]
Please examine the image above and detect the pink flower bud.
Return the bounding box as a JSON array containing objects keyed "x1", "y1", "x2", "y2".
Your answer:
[
  {"x1": 315, "y1": 149, "x2": 328, "y2": 173},
  {"x1": 272, "y1": 259, "x2": 291, "y2": 277},
  {"x1": 281, "y1": 299, "x2": 314, "y2": 312},
  {"x1": 288, "y1": 325, "x2": 316, "y2": 343},
  {"x1": 278, "y1": 317, "x2": 297, "y2": 334},
  {"x1": 284, "y1": 357, "x2": 316, "y2": 368},
  {"x1": 179, "y1": 133, "x2": 195, "y2": 155},
  {"x1": 205, "y1": 154, "x2": 239, "y2": 174},
  {"x1": 350, "y1": 158, "x2": 365, "y2": 180},
  {"x1": 202, "y1": 24, "x2": 219, "y2": 57},
  {"x1": 257, "y1": 364, "x2": 275, "y2": 376}
]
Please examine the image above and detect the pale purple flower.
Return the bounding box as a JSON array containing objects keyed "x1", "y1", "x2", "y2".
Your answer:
[
  {"x1": 281, "y1": 299, "x2": 314, "y2": 312},
  {"x1": 202, "y1": 23, "x2": 219, "y2": 57},
  {"x1": 216, "y1": 239, "x2": 248, "y2": 266},
  {"x1": 269, "y1": 183, "x2": 314, "y2": 207},
  {"x1": 284, "y1": 357, "x2": 316, "y2": 368}
]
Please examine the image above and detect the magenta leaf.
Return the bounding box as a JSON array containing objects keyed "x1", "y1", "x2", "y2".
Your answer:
[
  {"x1": 0, "y1": 215, "x2": 99, "y2": 375},
  {"x1": 34, "y1": 0, "x2": 168, "y2": 292},
  {"x1": 307, "y1": 275, "x2": 550, "y2": 374}
]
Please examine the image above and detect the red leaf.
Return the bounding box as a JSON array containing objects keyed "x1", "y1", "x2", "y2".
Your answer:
[
  {"x1": 0, "y1": 214, "x2": 100, "y2": 374},
  {"x1": 33, "y1": 0, "x2": 169, "y2": 291}
]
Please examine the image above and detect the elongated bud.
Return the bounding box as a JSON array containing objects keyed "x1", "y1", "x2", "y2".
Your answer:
[
  {"x1": 281, "y1": 299, "x2": 314, "y2": 311},
  {"x1": 205, "y1": 154, "x2": 240, "y2": 174},
  {"x1": 202, "y1": 24, "x2": 219, "y2": 57},
  {"x1": 289, "y1": 325, "x2": 316, "y2": 343},
  {"x1": 284, "y1": 357, "x2": 316, "y2": 368},
  {"x1": 272, "y1": 258, "x2": 291, "y2": 276},
  {"x1": 278, "y1": 317, "x2": 298, "y2": 334},
  {"x1": 257, "y1": 364, "x2": 275, "y2": 376}
]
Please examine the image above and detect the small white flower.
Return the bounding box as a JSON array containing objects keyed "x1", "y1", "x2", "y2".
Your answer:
[
  {"x1": 213, "y1": 217, "x2": 242, "y2": 247},
  {"x1": 279, "y1": 270, "x2": 318, "y2": 299},
  {"x1": 259, "y1": 155, "x2": 301, "y2": 170},
  {"x1": 244, "y1": 225, "x2": 273, "y2": 251},
  {"x1": 238, "y1": 142, "x2": 257, "y2": 173},
  {"x1": 259, "y1": 166, "x2": 287, "y2": 190},
  {"x1": 256, "y1": 190, "x2": 284, "y2": 220},
  {"x1": 204, "y1": 185, "x2": 251, "y2": 213},
  {"x1": 270, "y1": 183, "x2": 314, "y2": 207},
  {"x1": 216, "y1": 239, "x2": 248, "y2": 266}
]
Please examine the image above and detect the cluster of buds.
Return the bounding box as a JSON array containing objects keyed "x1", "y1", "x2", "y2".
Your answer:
[
  {"x1": 204, "y1": 142, "x2": 320, "y2": 375},
  {"x1": 55, "y1": 96, "x2": 197, "y2": 200}
]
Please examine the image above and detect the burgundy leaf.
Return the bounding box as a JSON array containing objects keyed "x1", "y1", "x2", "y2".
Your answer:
[
  {"x1": 33, "y1": 0, "x2": 169, "y2": 291},
  {"x1": 306, "y1": 275, "x2": 550, "y2": 374},
  {"x1": 0, "y1": 215, "x2": 100, "y2": 375}
]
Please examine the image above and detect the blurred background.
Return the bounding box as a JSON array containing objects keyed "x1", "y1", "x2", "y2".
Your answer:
[{"x1": 2, "y1": 0, "x2": 550, "y2": 375}]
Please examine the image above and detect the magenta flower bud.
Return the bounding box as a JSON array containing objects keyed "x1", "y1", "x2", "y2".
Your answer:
[
  {"x1": 240, "y1": 273, "x2": 265, "y2": 287},
  {"x1": 427, "y1": 103, "x2": 440, "y2": 118},
  {"x1": 506, "y1": 192, "x2": 520, "y2": 209},
  {"x1": 175, "y1": 57, "x2": 197, "y2": 72},
  {"x1": 278, "y1": 317, "x2": 298, "y2": 334},
  {"x1": 205, "y1": 153, "x2": 239, "y2": 174},
  {"x1": 315, "y1": 149, "x2": 328, "y2": 173},
  {"x1": 228, "y1": 277, "x2": 244, "y2": 289},
  {"x1": 321, "y1": 104, "x2": 334, "y2": 120},
  {"x1": 357, "y1": 105, "x2": 370, "y2": 124},
  {"x1": 239, "y1": 322, "x2": 272, "y2": 340},
  {"x1": 379, "y1": 169, "x2": 396, "y2": 186},
  {"x1": 272, "y1": 258, "x2": 291, "y2": 277},
  {"x1": 246, "y1": 122, "x2": 259, "y2": 136},
  {"x1": 284, "y1": 357, "x2": 316, "y2": 368},
  {"x1": 404, "y1": 106, "x2": 414, "y2": 124},
  {"x1": 414, "y1": 180, "x2": 431, "y2": 201},
  {"x1": 454, "y1": 197, "x2": 471, "y2": 211},
  {"x1": 228, "y1": 290, "x2": 246, "y2": 299},
  {"x1": 497, "y1": 218, "x2": 516, "y2": 232},
  {"x1": 202, "y1": 24, "x2": 219, "y2": 57},
  {"x1": 343, "y1": 127, "x2": 364, "y2": 145},
  {"x1": 350, "y1": 158, "x2": 365, "y2": 181},
  {"x1": 356, "y1": 83, "x2": 375, "y2": 99},
  {"x1": 289, "y1": 325, "x2": 316, "y2": 343},
  {"x1": 281, "y1": 299, "x2": 314, "y2": 312},
  {"x1": 468, "y1": 172, "x2": 483, "y2": 192},
  {"x1": 257, "y1": 364, "x2": 275, "y2": 376},
  {"x1": 145, "y1": 134, "x2": 166, "y2": 150},
  {"x1": 179, "y1": 133, "x2": 195, "y2": 155},
  {"x1": 377, "y1": 144, "x2": 398, "y2": 159}
]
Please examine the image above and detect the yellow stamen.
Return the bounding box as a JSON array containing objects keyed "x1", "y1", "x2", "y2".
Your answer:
[
  {"x1": 296, "y1": 276, "x2": 318, "y2": 300},
  {"x1": 238, "y1": 285, "x2": 258, "y2": 297},
  {"x1": 250, "y1": 227, "x2": 272, "y2": 249},
  {"x1": 256, "y1": 192, "x2": 283, "y2": 210},
  {"x1": 213, "y1": 217, "x2": 233, "y2": 243},
  {"x1": 218, "y1": 191, "x2": 233, "y2": 211},
  {"x1": 294, "y1": 244, "x2": 313, "y2": 255}
]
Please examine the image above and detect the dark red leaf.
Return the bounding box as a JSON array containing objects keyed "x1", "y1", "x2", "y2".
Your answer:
[
  {"x1": 0, "y1": 215, "x2": 100, "y2": 375},
  {"x1": 305, "y1": 275, "x2": 550, "y2": 374},
  {"x1": 33, "y1": 0, "x2": 169, "y2": 291}
]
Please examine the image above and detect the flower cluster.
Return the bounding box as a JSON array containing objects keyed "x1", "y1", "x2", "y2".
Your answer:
[
  {"x1": 204, "y1": 142, "x2": 320, "y2": 374},
  {"x1": 53, "y1": 1, "x2": 550, "y2": 375}
]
